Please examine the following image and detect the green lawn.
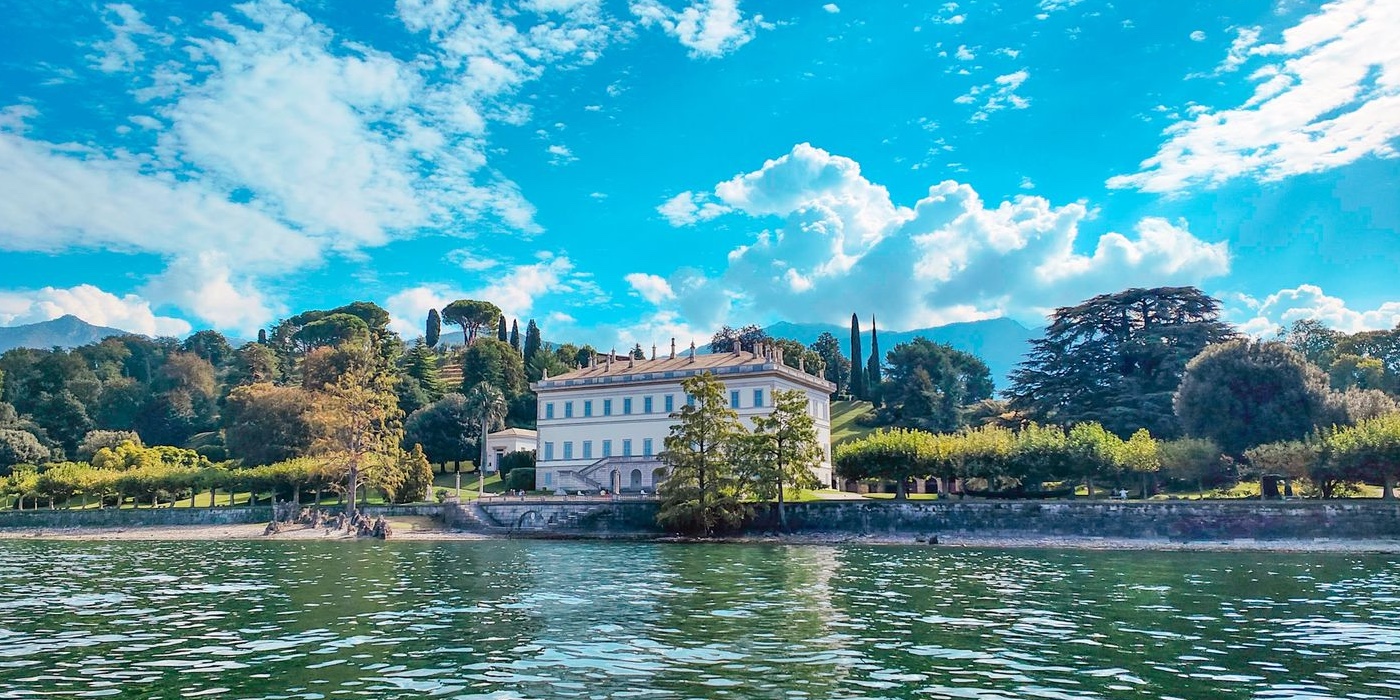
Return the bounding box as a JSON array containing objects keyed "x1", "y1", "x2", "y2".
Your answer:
[
  {"x1": 831, "y1": 400, "x2": 877, "y2": 445},
  {"x1": 432, "y1": 470, "x2": 506, "y2": 499}
]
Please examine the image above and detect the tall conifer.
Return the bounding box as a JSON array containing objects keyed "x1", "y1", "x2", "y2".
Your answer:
[
  {"x1": 509, "y1": 319, "x2": 521, "y2": 352},
  {"x1": 524, "y1": 319, "x2": 543, "y2": 360},
  {"x1": 497, "y1": 315, "x2": 508, "y2": 342},
  {"x1": 867, "y1": 315, "x2": 882, "y2": 406},
  {"x1": 426, "y1": 309, "x2": 441, "y2": 348},
  {"x1": 850, "y1": 313, "x2": 865, "y2": 400}
]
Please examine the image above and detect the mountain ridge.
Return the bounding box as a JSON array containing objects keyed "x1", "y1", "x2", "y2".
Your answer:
[{"x1": 0, "y1": 315, "x2": 138, "y2": 353}]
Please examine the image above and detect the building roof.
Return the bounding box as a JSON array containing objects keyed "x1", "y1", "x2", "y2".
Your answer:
[
  {"x1": 487, "y1": 427, "x2": 538, "y2": 439},
  {"x1": 532, "y1": 344, "x2": 835, "y2": 393}
]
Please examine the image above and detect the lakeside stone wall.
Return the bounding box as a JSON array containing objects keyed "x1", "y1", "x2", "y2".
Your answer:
[
  {"x1": 760, "y1": 500, "x2": 1400, "y2": 540},
  {"x1": 0, "y1": 506, "x2": 274, "y2": 529}
]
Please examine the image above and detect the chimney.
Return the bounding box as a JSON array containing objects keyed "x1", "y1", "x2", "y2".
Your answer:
[
  {"x1": 607, "y1": 350, "x2": 614, "y2": 370},
  {"x1": 670, "y1": 338, "x2": 676, "y2": 359},
  {"x1": 689, "y1": 341, "x2": 696, "y2": 362},
  {"x1": 651, "y1": 344, "x2": 657, "y2": 360},
  {"x1": 629, "y1": 353, "x2": 635, "y2": 368}
]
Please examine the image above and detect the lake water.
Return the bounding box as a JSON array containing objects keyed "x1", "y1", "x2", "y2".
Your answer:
[{"x1": 1, "y1": 540, "x2": 1397, "y2": 699}]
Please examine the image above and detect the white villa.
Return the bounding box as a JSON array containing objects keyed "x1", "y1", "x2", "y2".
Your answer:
[{"x1": 530, "y1": 341, "x2": 835, "y2": 493}]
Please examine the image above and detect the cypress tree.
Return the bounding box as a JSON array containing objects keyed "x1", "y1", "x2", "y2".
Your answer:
[
  {"x1": 524, "y1": 319, "x2": 542, "y2": 360},
  {"x1": 497, "y1": 315, "x2": 508, "y2": 342},
  {"x1": 850, "y1": 313, "x2": 865, "y2": 400},
  {"x1": 867, "y1": 315, "x2": 882, "y2": 406},
  {"x1": 426, "y1": 308, "x2": 441, "y2": 348},
  {"x1": 257, "y1": 328, "x2": 268, "y2": 345},
  {"x1": 509, "y1": 319, "x2": 521, "y2": 353}
]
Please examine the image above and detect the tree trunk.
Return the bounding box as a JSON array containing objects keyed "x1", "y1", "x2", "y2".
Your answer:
[
  {"x1": 1385, "y1": 474, "x2": 1396, "y2": 501},
  {"x1": 49, "y1": 497, "x2": 54, "y2": 510},
  {"x1": 896, "y1": 477, "x2": 907, "y2": 500},
  {"x1": 346, "y1": 461, "x2": 359, "y2": 518},
  {"x1": 117, "y1": 491, "x2": 123, "y2": 509},
  {"x1": 208, "y1": 487, "x2": 215, "y2": 508},
  {"x1": 777, "y1": 480, "x2": 788, "y2": 533},
  {"x1": 81, "y1": 493, "x2": 88, "y2": 509},
  {"x1": 293, "y1": 483, "x2": 301, "y2": 509},
  {"x1": 314, "y1": 487, "x2": 322, "y2": 507},
  {"x1": 1085, "y1": 478, "x2": 1094, "y2": 499},
  {"x1": 152, "y1": 494, "x2": 158, "y2": 508},
  {"x1": 455, "y1": 471, "x2": 462, "y2": 497},
  {"x1": 229, "y1": 489, "x2": 235, "y2": 507}
]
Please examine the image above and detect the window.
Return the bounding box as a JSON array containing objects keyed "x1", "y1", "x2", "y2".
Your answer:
[
  {"x1": 564, "y1": 401, "x2": 573, "y2": 418},
  {"x1": 583, "y1": 400, "x2": 593, "y2": 417},
  {"x1": 545, "y1": 403, "x2": 555, "y2": 420},
  {"x1": 753, "y1": 389, "x2": 764, "y2": 407},
  {"x1": 563, "y1": 442, "x2": 573, "y2": 460},
  {"x1": 583, "y1": 441, "x2": 593, "y2": 459},
  {"x1": 622, "y1": 439, "x2": 633, "y2": 456},
  {"x1": 603, "y1": 398, "x2": 613, "y2": 416},
  {"x1": 603, "y1": 439, "x2": 613, "y2": 457},
  {"x1": 644, "y1": 396, "x2": 653, "y2": 414},
  {"x1": 686, "y1": 394, "x2": 695, "y2": 407},
  {"x1": 544, "y1": 471, "x2": 553, "y2": 486},
  {"x1": 544, "y1": 442, "x2": 555, "y2": 461},
  {"x1": 623, "y1": 397, "x2": 633, "y2": 415},
  {"x1": 664, "y1": 394, "x2": 674, "y2": 413},
  {"x1": 730, "y1": 390, "x2": 741, "y2": 408},
  {"x1": 643, "y1": 438, "x2": 653, "y2": 456}
]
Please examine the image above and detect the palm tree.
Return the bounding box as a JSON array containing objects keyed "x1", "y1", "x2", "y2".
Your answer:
[{"x1": 464, "y1": 382, "x2": 507, "y2": 497}]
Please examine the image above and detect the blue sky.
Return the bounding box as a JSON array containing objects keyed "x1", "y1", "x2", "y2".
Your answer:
[{"x1": 1, "y1": 0, "x2": 1397, "y2": 348}]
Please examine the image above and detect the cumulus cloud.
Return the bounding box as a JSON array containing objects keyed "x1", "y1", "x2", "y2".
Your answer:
[
  {"x1": 823, "y1": 4, "x2": 840, "y2": 14},
  {"x1": 625, "y1": 273, "x2": 676, "y2": 304},
  {"x1": 647, "y1": 143, "x2": 1231, "y2": 329},
  {"x1": 1, "y1": 0, "x2": 623, "y2": 332},
  {"x1": 1227, "y1": 284, "x2": 1400, "y2": 336},
  {"x1": 657, "y1": 190, "x2": 731, "y2": 225},
  {"x1": 1110, "y1": 0, "x2": 1400, "y2": 193},
  {"x1": 630, "y1": 0, "x2": 768, "y2": 58},
  {"x1": 956, "y1": 69, "x2": 1031, "y2": 121},
  {"x1": 0, "y1": 284, "x2": 191, "y2": 336}
]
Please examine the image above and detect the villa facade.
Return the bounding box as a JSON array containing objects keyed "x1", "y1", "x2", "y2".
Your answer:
[{"x1": 530, "y1": 342, "x2": 835, "y2": 493}]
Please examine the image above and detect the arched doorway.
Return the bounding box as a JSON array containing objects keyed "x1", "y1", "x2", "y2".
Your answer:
[
  {"x1": 651, "y1": 467, "x2": 667, "y2": 488},
  {"x1": 629, "y1": 469, "x2": 642, "y2": 490}
]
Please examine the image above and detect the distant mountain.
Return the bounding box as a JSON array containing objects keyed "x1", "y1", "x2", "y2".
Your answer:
[
  {"x1": 764, "y1": 317, "x2": 1039, "y2": 393},
  {"x1": 0, "y1": 315, "x2": 137, "y2": 353}
]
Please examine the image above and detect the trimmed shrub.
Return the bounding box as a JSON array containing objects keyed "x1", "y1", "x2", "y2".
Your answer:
[
  {"x1": 505, "y1": 468, "x2": 535, "y2": 492},
  {"x1": 498, "y1": 449, "x2": 535, "y2": 478}
]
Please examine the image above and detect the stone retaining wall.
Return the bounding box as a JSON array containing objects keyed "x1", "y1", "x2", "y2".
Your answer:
[
  {"x1": 0, "y1": 506, "x2": 273, "y2": 529},
  {"x1": 760, "y1": 500, "x2": 1400, "y2": 540}
]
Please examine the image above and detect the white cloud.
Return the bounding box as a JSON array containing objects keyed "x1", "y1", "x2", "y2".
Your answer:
[
  {"x1": 657, "y1": 190, "x2": 731, "y2": 225},
  {"x1": 1217, "y1": 26, "x2": 1262, "y2": 73},
  {"x1": 630, "y1": 0, "x2": 768, "y2": 58},
  {"x1": 546, "y1": 143, "x2": 577, "y2": 164},
  {"x1": 823, "y1": 4, "x2": 840, "y2": 14},
  {"x1": 1190, "y1": 30, "x2": 1207, "y2": 42},
  {"x1": 140, "y1": 253, "x2": 278, "y2": 335},
  {"x1": 958, "y1": 69, "x2": 1031, "y2": 121},
  {"x1": 642, "y1": 143, "x2": 1230, "y2": 330},
  {"x1": 955, "y1": 44, "x2": 976, "y2": 61},
  {"x1": 90, "y1": 3, "x2": 162, "y2": 73},
  {"x1": 0, "y1": 284, "x2": 191, "y2": 337},
  {"x1": 1227, "y1": 284, "x2": 1400, "y2": 336},
  {"x1": 1110, "y1": 0, "x2": 1400, "y2": 193},
  {"x1": 625, "y1": 273, "x2": 676, "y2": 304}
]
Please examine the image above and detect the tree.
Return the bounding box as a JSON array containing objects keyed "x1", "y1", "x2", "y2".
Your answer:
[
  {"x1": 1120, "y1": 428, "x2": 1161, "y2": 497},
  {"x1": 313, "y1": 365, "x2": 403, "y2": 517},
  {"x1": 810, "y1": 332, "x2": 850, "y2": 396},
  {"x1": 233, "y1": 342, "x2": 279, "y2": 385},
  {"x1": 657, "y1": 373, "x2": 750, "y2": 534},
  {"x1": 182, "y1": 330, "x2": 235, "y2": 368},
  {"x1": 441, "y1": 299, "x2": 502, "y2": 345},
  {"x1": 403, "y1": 393, "x2": 476, "y2": 467},
  {"x1": 497, "y1": 315, "x2": 508, "y2": 342},
  {"x1": 1325, "y1": 413, "x2": 1400, "y2": 499},
  {"x1": 867, "y1": 316, "x2": 882, "y2": 406},
  {"x1": 224, "y1": 383, "x2": 319, "y2": 466},
  {"x1": 461, "y1": 338, "x2": 528, "y2": 398},
  {"x1": 1329, "y1": 354, "x2": 1386, "y2": 391},
  {"x1": 426, "y1": 308, "x2": 442, "y2": 348},
  {"x1": 292, "y1": 313, "x2": 371, "y2": 351},
  {"x1": 1175, "y1": 340, "x2": 1336, "y2": 457},
  {"x1": 1277, "y1": 319, "x2": 1341, "y2": 368},
  {"x1": 748, "y1": 389, "x2": 824, "y2": 530},
  {"x1": 768, "y1": 338, "x2": 824, "y2": 376},
  {"x1": 32, "y1": 391, "x2": 93, "y2": 458},
  {"x1": 879, "y1": 338, "x2": 993, "y2": 432},
  {"x1": 849, "y1": 314, "x2": 865, "y2": 401},
  {"x1": 710, "y1": 325, "x2": 770, "y2": 353},
  {"x1": 395, "y1": 444, "x2": 435, "y2": 503},
  {"x1": 509, "y1": 319, "x2": 521, "y2": 353},
  {"x1": 1066, "y1": 422, "x2": 1124, "y2": 498},
  {"x1": 1158, "y1": 437, "x2": 1224, "y2": 493},
  {"x1": 464, "y1": 382, "x2": 507, "y2": 496},
  {"x1": 835, "y1": 428, "x2": 935, "y2": 499},
  {"x1": 1009, "y1": 286, "x2": 1235, "y2": 438},
  {"x1": 527, "y1": 349, "x2": 570, "y2": 384},
  {"x1": 258, "y1": 329, "x2": 268, "y2": 345},
  {"x1": 403, "y1": 340, "x2": 446, "y2": 402},
  {"x1": 76, "y1": 430, "x2": 142, "y2": 462},
  {"x1": 0, "y1": 429, "x2": 48, "y2": 475},
  {"x1": 524, "y1": 319, "x2": 542, "y2": 361},
  {"x1": 631, "y1": 343, "x2": 646, "y2": 360}
]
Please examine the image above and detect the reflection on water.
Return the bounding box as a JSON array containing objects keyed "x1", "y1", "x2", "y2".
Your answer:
[{"x1": 0, "y1": 540, "x2": 1397, "y2": 698}]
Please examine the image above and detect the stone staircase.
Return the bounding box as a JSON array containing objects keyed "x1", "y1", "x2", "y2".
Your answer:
[
  {"x1": 567, "y1": 455, "x2": 663, "y2": 492},
  {"x1": 446, "y1": 500, "x2": 510, "y2": 534}
]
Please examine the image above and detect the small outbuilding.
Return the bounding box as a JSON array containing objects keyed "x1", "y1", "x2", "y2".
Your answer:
[{"x1": 483, "y1": 427, "x2": 537, "y2": 474}]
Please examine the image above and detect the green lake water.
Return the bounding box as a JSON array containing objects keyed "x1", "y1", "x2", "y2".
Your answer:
[{"x1": 1, "y1": 540, "x2": 1398, "y2": 699}]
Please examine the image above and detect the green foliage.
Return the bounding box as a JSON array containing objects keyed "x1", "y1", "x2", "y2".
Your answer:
[
  {"x1": 523, "y1": 319, "x2": 542, "y2": 361},
  {"x1": 878, "y1": 338, "x2": 993, "y2": 432},
  {"x1": 0, "y1": 429, "x2": 48, "y2": 474},
  {"x1": 770, "y1": 338, "x2": 824, "y2": 376},
  {"x1": 498, "y1": 449, "x2": 535, "y2": 478},
  {"x1": 657, "y1": 373, "x2": 751, "y2": 535},
  {"x1": 527, "y1": 349, "x2": 570, "y2": 383},
  {"x1": 849, "y1": 314, "x2": 865, "y2": 401},
  {"x1": 1329, "y1": 354, "x2": 1387, "y2": 391},
  {"x1": 223, "y1": 383, "x2": 319, "y2": 466},
  {"x1": 293, "y1": 313, "x2": 371, "y2": 351},
  {"x1": 498, "y1": 315, "x2": 509, "y2": 343},
  {"x1": 1158, "y1": 437, "x2": 1225, "y2": 490},
  {"x1": 402, "y1": 340, "x2": 445, "y2": 401},
  {"x1": 462, "y1": 339, "x2": 528, "y2": 398},
  {"x1": 1277, "y1": 319, "x2": 1341, "y2": 368},
  {"x1": 233, "y1": 342, "x2": 279, "y2": 385},
  {"x1": 509, "y1": 319, "x2": 520, "y2": 352},
  {"x1": 506, "y1": 468, "x2": 536, "y2": 491},
  {"x1": 395, "y1": 444, "x2": 435, "y2": 503},
  {"x1": 1175, "y1": 340, "x2": 1336, "y2": 456},
  {"x1": 1324, "y1": 413, "x2": 1400, "y2": 498},
  {"x1": 709, "y1": 324, "x2": 770, "y2": 353},
  {"x1": 810, "y1": 331, "x2": 850, "y2": 396},
  {"x1": 1009, "y1": 286, "x2": 1235, "y2": 438},
  {"x1": 403, "y1": 393, "x2": 475, "y2": 465},
  {"x1": 426, "y1": 308, "x2": 442, "y2": 348},
  {"x1": 181, "y1": 330, "x2": 235, "y2": 367},
  {"x1": 835, "y1": 428, "x2": 937, "y2": 497},
  {"x1": 747, "y1": 389, "x2": 823, "y2": 526},
  {"x1": 441, "y1": 299, "x2": 502, "y2": 344},
  {"x1": 867, "y1": 316, "x2": 882, "y2": 406},
  {"x1": 77, "y1": 430, "x2": 142, "y2": 462},
  {"x1": 31, "y1": 390, "x2": 92, "y2": 457}
]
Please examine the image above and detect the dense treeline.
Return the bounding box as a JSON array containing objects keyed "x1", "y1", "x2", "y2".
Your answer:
[{"x1": 835, "y1": 286, "x2": 1400, "y2": 499}]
